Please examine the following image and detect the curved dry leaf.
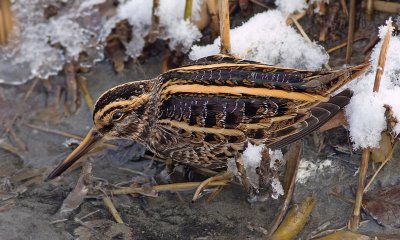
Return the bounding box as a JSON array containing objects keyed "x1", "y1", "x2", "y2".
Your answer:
[
  {"x1": 363, "y1": 185, "x2": 400, "y2": 227},
  {"x1": 74, "y1": 219, "x2": 134, "y2": 240},
  {"x1": 271, "y1": 196, "x2": 316, "y2": 240},
  {"x1": 371, "y1": 132, "x2": 394, "y2": 163},
  {"x1": 317, "y1": 230, "x2": 370, "y2": 240},
  {"x1": 59, "y1": 161, "x2": 92, "y2": 215}
]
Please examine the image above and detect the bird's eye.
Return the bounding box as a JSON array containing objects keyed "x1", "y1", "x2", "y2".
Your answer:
[{"x1": 112, "y1": 111, "x2": 123, "y2": 121}]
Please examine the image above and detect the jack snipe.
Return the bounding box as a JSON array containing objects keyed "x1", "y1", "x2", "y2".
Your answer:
[{"x1": 47, "y1": 54, "x2": 369, "y2": 180}]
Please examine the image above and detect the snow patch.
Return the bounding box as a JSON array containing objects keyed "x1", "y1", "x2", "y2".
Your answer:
[
  {"x1": 275, "y1": 0, "x2": 307, "y2": 14},
  {"x1": 157, "y1": 0, "x2": 202, "y2": 52},
  {"x1": 242, "y1": 143, "x2": 264, "y2": 187},
  {"x1": 296, "y1": 159, "x2": 334, "y2": 184},
  {"x1": 189, "y1": 10, "x2": 328, "y2": 70}
]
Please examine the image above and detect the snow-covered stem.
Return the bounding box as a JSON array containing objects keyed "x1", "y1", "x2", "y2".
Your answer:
[
  {"x1": 218, "y1": 0, "x2": 231, "y2": 54},
  {"x1": 350, "y1": 20, "x2": 393, "y2": 231},
  {"x1": 373, "y1": 19, "x2": 393, "y2": 92}
]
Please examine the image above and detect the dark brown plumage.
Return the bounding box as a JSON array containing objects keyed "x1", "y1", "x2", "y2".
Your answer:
[{"x1": 47, "y1": 54, "x2": 369, "y2": 180}]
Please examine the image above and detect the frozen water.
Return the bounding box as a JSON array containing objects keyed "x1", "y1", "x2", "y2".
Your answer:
[
  {"x1": 0, "y1": 0, "x2": 203, "y2": 84},
  {"x1": 0, "y1": 0, "x2": 106, "y2": 84}
]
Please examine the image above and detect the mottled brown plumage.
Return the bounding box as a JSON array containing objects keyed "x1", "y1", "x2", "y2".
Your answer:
[{"x1": 47, "y1": 54, "x2": 369, "y2": 180}]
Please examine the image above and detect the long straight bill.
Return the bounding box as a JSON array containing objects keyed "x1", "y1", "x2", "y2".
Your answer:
[{"x1": 46, "y1": 128, "x2": 102, "y2": 181}]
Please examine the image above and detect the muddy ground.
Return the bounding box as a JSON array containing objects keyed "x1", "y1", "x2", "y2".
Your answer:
[{"x1": 1, "y1": 5, "x2": 400, "y2": 240}]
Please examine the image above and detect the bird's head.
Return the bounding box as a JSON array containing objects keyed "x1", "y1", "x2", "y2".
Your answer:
[
  {"x1": 46, "y1": 80, "x2": 154, "y2": 180},
  {"x1": 93, "y1": 80, "x2": 154, "y2": 139}
]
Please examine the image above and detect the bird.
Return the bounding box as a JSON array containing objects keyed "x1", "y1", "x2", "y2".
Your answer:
[{"x1": 46, "y1": 54, "x2": 369, "y2": 181}]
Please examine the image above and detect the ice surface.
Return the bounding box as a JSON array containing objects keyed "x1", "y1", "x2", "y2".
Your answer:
[
  {"x1": 189, "y1": 10, "x2": 328, "y2": 70},
  {"x1": 0, "y1": 0, "x2": 203, "y2": 84},
  {"x1": 345, "y1": 19, "x2": 400, "y2": 149}
]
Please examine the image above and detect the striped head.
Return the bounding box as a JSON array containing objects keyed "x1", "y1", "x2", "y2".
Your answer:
[
  {"x1": 46, "y1": 79, "x2": 155, "y2": 181},
  {"x1": 93, "y1": 80, "x2": 155, "y2": 140}
]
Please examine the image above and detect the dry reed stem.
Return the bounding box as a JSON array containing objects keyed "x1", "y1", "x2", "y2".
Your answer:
[
  {"x1": 327, "y1": 37, "x2": 365, "y2": 54},
  {"x1": 77, "y1": 76, "x2": 94, "y2": 110},
  {"x1": 340, "y1": 0, "x2": 349, "y2": 17},
  {"x1": 373, "y1": 1, "x2": 400, "y2": 14},
  {"x1": 112, "y1": 181, "x2": 229, "y2": 195},
  {"x1": 0, "y1": 0, "x2": 13, "y2": 45},
  {"x1": 9, "y1": 128, "x2": 26, "y2": 151},
  {"x1": 285, "y1": 11, "x2": 306, "y2": 26},
  {"x1": 249, "y1": 0, "x2": 270, "y2": 9},
  {"x1": 0, "y1": 140, "x2": 22, "y2": 159},
  {"x1": 218, "y1": 0, "x2": 230, "y2": 54},
  {"x1": 349, "y1": 148, "x2": 369, "y2": 231},
  {"x1": 24, "y1": 123, "x2": 117, "y2": 150},
  {"x1": 367, "y1": 0, "x2": 374, "y2": 20},
  {"x1": 25, "y1": 123, "x2": 83, "y2": 140},
  {"x1": 345, "y1": 0, "x2": 356, "y2": 64},
  {"x1": 102, "y1": 194, "x2": 124, "y2": 224},
  {"x1": 192, "y1": 171, "x2": 234, "y2": 202},
  {"x1": 206, "y1": 185, "x2": 225, "y2": 202}
]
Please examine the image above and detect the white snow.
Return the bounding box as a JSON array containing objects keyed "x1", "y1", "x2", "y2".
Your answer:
[
  {"x1": 235, "y1": 144, "x2": 284, "y2": 199},
  {"x1": 269, "y1": 149, "x2": 284, "y2": 170},
  {"x1": 157, "y1": 0, "x2": 202, "y2": 52},
  {"x1": 271, "y1": 178, "x2": 284, "y2": 199},
  {"x1": 345, "y1": 19, "x2": 400, "y2": 149},
  {"x1": 102, "y1": 0, "x2": 153, "y2": 58},
  {"x1": 242, "y1": 143, "x2": 264, "y2": 187},
  {"x1": 189, "y1": 10, "x2": 328, "y2": 70},
  {"x1": 275, "y1": 0, "x2": 307, "y2": 15}
]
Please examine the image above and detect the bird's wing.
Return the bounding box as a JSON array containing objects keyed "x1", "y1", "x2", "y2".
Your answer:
[
  {"x1": 265, "y1": 89, "x2": 352, "y2": 149},
  {"x1": 155, "y1": 55, "x2": 366, "y2": 149},
  {"x1": 167, "y1": 54, "x2": 368, "y2": 96}
]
